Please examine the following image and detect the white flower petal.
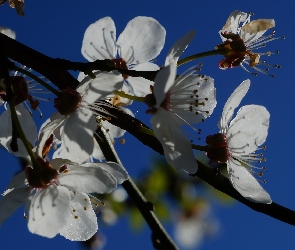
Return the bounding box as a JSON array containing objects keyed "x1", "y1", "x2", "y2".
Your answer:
[
  {"x1": 131, "y1": 62, "x2": 160, "y2": 71},
  {"x1": 128, "y1": 62, "x2": 158, "y2": 96},
  {"x1": 81, "y1": 17, "x2": 116, "y2": 61},
  {"x1": 153, "y1": 61, "x2": 177, "y2": 108},
  {"x1": 6, "y1": 171, "x2": 26, "y2": 190},
  {"x1": 82, "y1": 72, "x2": 124, "y2": 104},
  {"x1": 37, "y1": 112, "x2": 64, "y2": 157},
  {"x1": 61, "y1": 108, "x2": 97, "y2": 163},
  {"x1": 241, "y1": 19, "x2": 275, "y2": 44},
  {"x1": 49, "y1": 158, "x2": 73, "y2": 170},
  {"x1": 220, "y1": 10, "x2": 248, "y2": 41},
  {"x1": 171, "y1": 74, "x2": 216, "y2": 125},
  {"x1": 0, "y1": 105, "x2": 37, "y2": 157},
  {"x1": 60, "y1": 192, "x2": 97, "y2": 241},
  {"x1": 0, "y1": 186, "x2": 31, "y2": 225},
  {"x1": 165, "y1": 30, "x2": 196, "y2": 66},
  {"x1": 57, "y1": 163, "x2": 118, "y2": 194},
  {"x1": 218, "y1": 79, "x2": 250, "y2": 132},
  {"x1": 76, "y1": 71, "x2": 100, "y2": 95},
  {"x1": 95, "y1": 162, "x2": 129, "y2": 184},
  {"x1": 126, "y1": 76, "x2": 154, "y2": 97},
  {"x1": 27, "y1": 185, "x2": 72, "y2": 238},
  {"x1": 117, "y1": 16, "x2": 166, "y2": 64},
  {"x1": 151, "y1": 109, "x2": 198, "y2": 173},
  {"x1": 0, "y1": 27, "x2": 16, "y2": 39},
  {"x1": 228, "y1": 105, "x2": 269, "y2": 155},
  {"x1": 228, "y1": 158, "x2": 271, "y2": 203},
  {"x1": 78, "y1": 71, "x2": 87, "y2": 82},
  {"x1": 102, "y1": 107, "x2": 133, "y2": 139}
]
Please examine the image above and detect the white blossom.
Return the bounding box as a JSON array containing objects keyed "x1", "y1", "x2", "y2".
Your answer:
[
  {"x1": 207, "y1": 80, "x2": 271, "y2": 203},
  {"x1": 0, "y1": 158, "x2": 128, "y2": 240},
  {"x1": 81, "y1": 16, "x2": 166, "y2": 97},
  {"x1": 217, "y1": 10, "x2": 279, "y2": 74},
  {"x1": 39, "y1": 72, "x2": 123, "y2": 163}
]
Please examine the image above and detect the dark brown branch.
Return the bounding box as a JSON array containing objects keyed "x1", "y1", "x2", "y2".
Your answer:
[
  {"x1": 0, "y1": 33, "x2": 79, "y2": 90},
  {"x1": 2, "y1": 33, "x2": 295, "y2": 226},
  {"x1": 102, "y1": 109, "x2": 295, "y2": 226},
  {"x1": 0, "y1": 33, "x2": 158, "y2": 90},
  {"x1": 95, "y1": 127, "x2": 178, "y2": 250},
  {"x1": 54, "y1": 58, "x2": 159, "y2": 82}
]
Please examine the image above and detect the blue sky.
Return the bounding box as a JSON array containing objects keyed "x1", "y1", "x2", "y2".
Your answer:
[{"x1": 0, "y1": 0, "x2": 294, "y2": 249}]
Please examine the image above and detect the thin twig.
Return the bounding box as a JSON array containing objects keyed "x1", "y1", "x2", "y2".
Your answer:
[
  {"x1": 97, "y1": 108, "x2": 295, "y2": 226},
  {"x1": 2, "y1": 33, "x2": 295, "y2": 226},
  {"x1": 94, "y1": 126, "x2": 179, "y2": 250}
]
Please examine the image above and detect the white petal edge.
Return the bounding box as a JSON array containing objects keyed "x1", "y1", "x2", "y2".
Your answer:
[
  {"x1": 57, "y1": 163, "x2": 118, "y2": 194},
  {"x1": 153, "y1": 61, "x2": 177, "y2": 108},
  {"x1": 228, "y1": 158, "x2": 272, "y2": 203},
  {"x1": 117, "y1": 16, "x2": 166, "y2": 64},
  {"x1": 227, "y1": 105, "x2": 269, "y2": 155},
  {"x1": 82, "y1": 72, "x2": 124, "y2": 104},
  {"x1": 218, "y1": 79, "x2": 250, "y2": 132},
  {"x1": 151, "y1": 109, "x2": 198, "y2": 174},
  {"x1": 81, "y1": 17, "x2": 116, "y2": 61},
  {"x1": 0, "y1": 186, "x2": 31, "y2": 225},
  {"x1": 61, "y1": 108, "x2": 97, "y2": 163},
  {"x1": 27, "y1": 185, "x2": 72, "y2": 238},
  {"x1": 165, "y1": 30, "x2": 196, "y2": 66},
  {"x1": 59, "y1": 192, "x2": 97, "y2": 241}
]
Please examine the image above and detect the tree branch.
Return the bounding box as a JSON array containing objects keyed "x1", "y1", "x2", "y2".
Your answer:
[
  {"x1": 0, "y1": 33, "x2": 79, "y2": 90},
  {"x1": 101, "y1": 109, "x2": 295, "y2": 226},
  {"x1": 95, "y1": 126, "x2": 179, "y2": 250},
  {"x1": 2, "y1": 34, "x2": 295, "y2": 226}
]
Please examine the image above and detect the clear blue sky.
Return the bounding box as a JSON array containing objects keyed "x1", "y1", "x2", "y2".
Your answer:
[{"x1": 0, "y1": 0, "x2": 294, "y2": 249}]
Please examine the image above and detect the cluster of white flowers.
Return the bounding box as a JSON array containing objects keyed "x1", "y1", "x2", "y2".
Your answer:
[{"x1": 0, "y1": 10, "x2": 277, "y2": 242}]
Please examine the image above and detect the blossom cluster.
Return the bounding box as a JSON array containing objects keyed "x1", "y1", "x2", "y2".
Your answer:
[{"x1": 0, "y1": 10, "x2": 278, "y2": 242}]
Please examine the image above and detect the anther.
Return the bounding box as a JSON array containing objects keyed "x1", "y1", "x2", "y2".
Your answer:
[
  {"x1": 74, "y1": 216, "x2": 78, "y2": 219},
  {"x1": 84, "y1": 207, "x2": 87, "y2": 210}
]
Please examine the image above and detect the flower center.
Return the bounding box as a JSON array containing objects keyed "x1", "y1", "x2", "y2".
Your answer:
[
  {"x1": 112, "y1": 58, "x2": 129, "y2": 79},
  {"x1": 1, "y1": 76, "x2": 40, "y2": 109},
  {"x1": 54, "y1": 87, "x2": 82, "y2": 116},
  {"x1": 216, "y1": 33, "x2": 247, "y2": 69},
  {"x1": 25, "y1": 156, "x2": 58, "y2": 188},
  {"x1": 205, "y1": 133, "x2": 230, "y2": 163}
]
